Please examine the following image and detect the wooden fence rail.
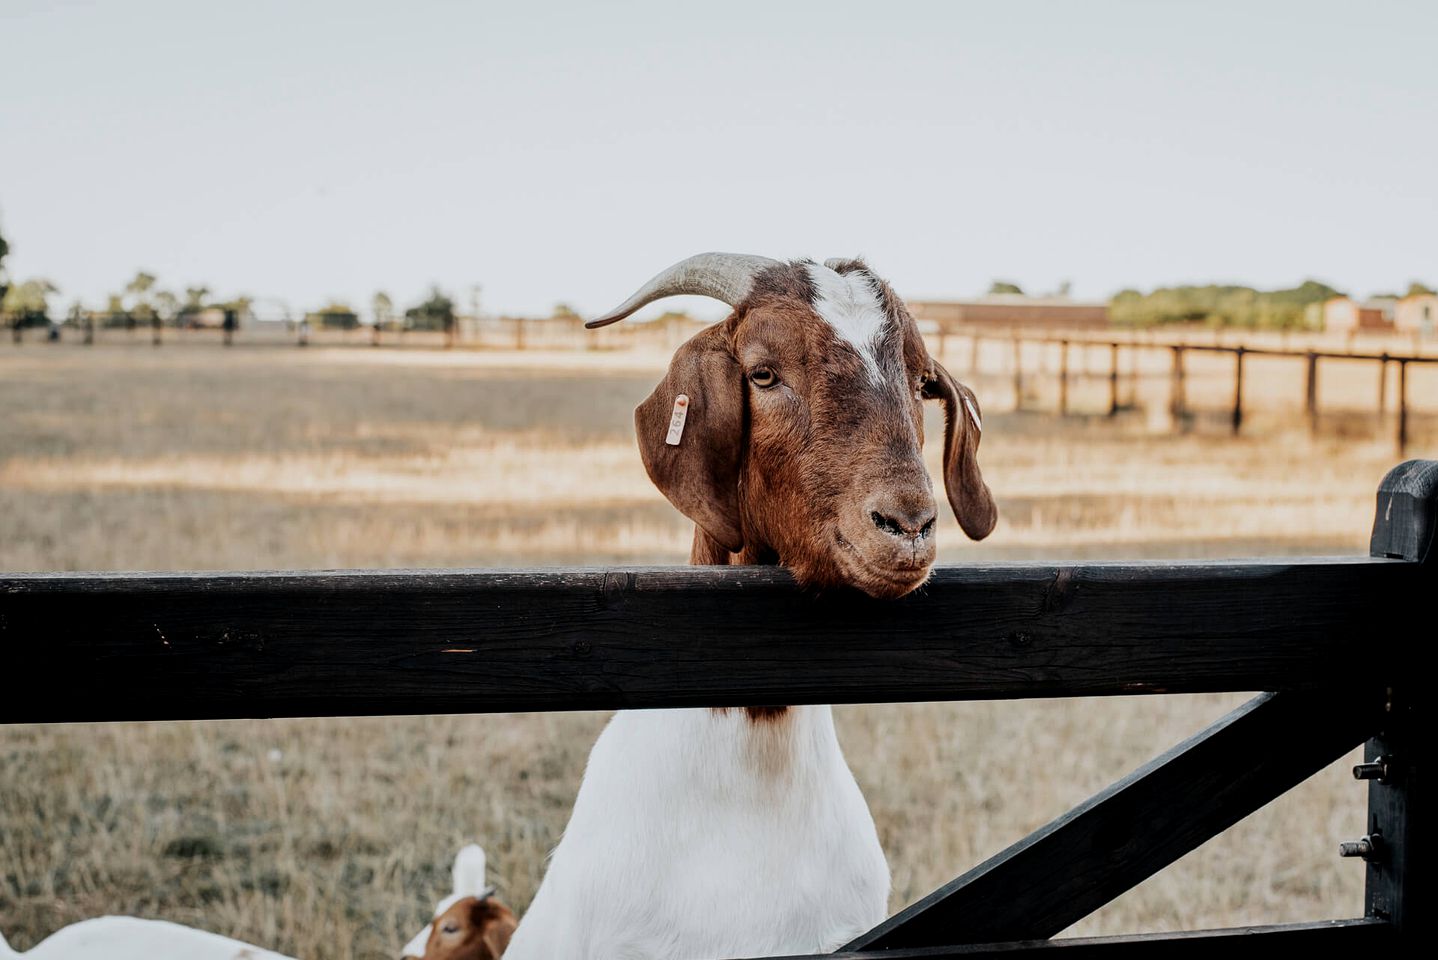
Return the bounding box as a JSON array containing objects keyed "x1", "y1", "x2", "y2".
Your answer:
[
  {"x1": 2, "y1": 459, "x2": 1433, "y2": 958},
  {"x1": 950, "y1": 330, "x2": 1437, "y2": 454}
]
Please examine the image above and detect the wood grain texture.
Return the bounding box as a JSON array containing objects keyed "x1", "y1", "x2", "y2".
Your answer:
[
  {"x1": 0, "y1": 558, "x2": 1421, "y2": 723},
  {"x1": 0, "y1": 558, "x2": 1420, "y2": 723},
  {"x1": 1370, "y1": 459, "x2": 1438, "y2": 563},
  {"x1": 844, "y1": 691, "x2": 1383, "y2": 950},
  {"x1": 1363, "y1": 458, "x2": 1433, "y2": 936},
  {"x1": 801, "y1": 919, "x2": 1390, "y2": 958}
]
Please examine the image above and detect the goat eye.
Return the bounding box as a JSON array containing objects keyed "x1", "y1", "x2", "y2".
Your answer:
[
  {"x1": 749, "y1": 367, "x2": 779, "y2": 388},
  {"x1": 441, "y1": 922, "x2": 460, "y2": 934}
]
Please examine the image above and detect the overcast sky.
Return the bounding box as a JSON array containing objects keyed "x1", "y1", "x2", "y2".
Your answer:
[{"x1": 2, "y1": 0, "x2": 1434, "y2": 320}]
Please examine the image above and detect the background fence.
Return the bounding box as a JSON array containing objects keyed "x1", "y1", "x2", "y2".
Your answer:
[{"x1": 942, "y1": 329, "x2": 1438, "y2": 454}]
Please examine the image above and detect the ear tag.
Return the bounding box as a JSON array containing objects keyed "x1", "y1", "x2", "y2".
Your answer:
[
  {"x1": 665, "y1": 394, "x2": 690, "y2": 445},
  {"x1": 963, "y1": 396, "x2": 982, "y2": 432}
]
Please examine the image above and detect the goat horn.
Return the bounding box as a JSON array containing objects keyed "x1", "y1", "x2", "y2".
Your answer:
[{"x1": 585, "y1": 252, "x2": 781, "y2": 329}]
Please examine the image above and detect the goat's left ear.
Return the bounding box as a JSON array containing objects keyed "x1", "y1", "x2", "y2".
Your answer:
[
  {"x1": 924, "y1": 360, "x2": 997, "y2": 540},
  {"x1": 635, "y1": 323, "x2": 746, "y2": 552}
]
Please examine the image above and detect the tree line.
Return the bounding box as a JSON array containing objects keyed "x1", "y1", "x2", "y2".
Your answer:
[{"x1": 3, "y1": 222, "x2": 1433, "y2": 335}]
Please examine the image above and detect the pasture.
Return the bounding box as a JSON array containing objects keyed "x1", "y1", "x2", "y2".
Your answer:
[{"x1": 0, "y1": 338, "x2": 1427, "y2": 958}]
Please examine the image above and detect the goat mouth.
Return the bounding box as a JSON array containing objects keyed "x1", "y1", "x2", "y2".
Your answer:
[{"x1": 833, "y1": 531, "x2": 933, "y2": 596}]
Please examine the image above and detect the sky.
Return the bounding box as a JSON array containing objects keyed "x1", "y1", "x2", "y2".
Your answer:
[{"x1": 2, "y1": 0, "x2": 1435, "y2": 321}]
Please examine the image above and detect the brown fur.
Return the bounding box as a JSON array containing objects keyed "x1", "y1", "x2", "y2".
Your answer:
[
  {"x1": 406, "y1": 894, "x2": 517, "y2": 960},
  {"x1": 632, "y1": 258, "x2": 996, "y2": 719},
  {"x1": 636, "y1": 258, "x2": 995, "y2": 598}
]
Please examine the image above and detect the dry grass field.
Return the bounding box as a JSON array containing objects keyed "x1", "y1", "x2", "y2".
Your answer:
[{"x1": 2, "y1": 336, "x2": 1433, "y2": 958}]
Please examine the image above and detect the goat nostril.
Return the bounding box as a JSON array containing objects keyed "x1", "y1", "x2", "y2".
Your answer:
[
  {"x1": 871, "y1": 511, "x2": 906, "y2": 537},
  {"x1": 871, "y1": 507, "x2": 937, "y2": 541}
]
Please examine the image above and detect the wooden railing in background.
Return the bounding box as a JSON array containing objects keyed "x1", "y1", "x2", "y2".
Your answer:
[{"x1": 945, "y1": 329, "x2": 1437, "y2": 454}]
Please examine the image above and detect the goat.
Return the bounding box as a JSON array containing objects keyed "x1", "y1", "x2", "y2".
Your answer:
[
  {"x1": 0, "y1": 917, "x2": 293, "y2": 960},
  {"x1": 502, "y1": 254, "x2": 995, "y2": 960},
  {"x1": 401, "y1": 844, "x2": 516, "y2": 960}
]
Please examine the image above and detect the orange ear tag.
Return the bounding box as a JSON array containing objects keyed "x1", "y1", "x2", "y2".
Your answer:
[
  {"x1": 665, "y1": 394, "x2": 690, "y2": 445},
  {"x1": 963, "y1": 396, "x2": 982, "y2": 432}
]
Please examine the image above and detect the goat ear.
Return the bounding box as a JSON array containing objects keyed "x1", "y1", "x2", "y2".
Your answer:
[
  {"x1": 635, "y1": 323, "x2": 745, "y2": 552},
  {"x1": 476, "y1": 902, "x2": 517, "y2": 959},
  {"x1": 924, "y1": 360, "x2": 997, "y2": 540}
]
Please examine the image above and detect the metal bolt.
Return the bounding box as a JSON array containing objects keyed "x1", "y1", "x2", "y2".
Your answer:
[
  {"x1": 1353, "y1": 758, "x2": 1390, "y2": 783},
  {"x1": 1339, "y1": 832, "x2": 1383, "y2": 861}
]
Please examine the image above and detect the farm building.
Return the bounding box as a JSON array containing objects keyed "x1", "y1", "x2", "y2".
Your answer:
[
  {"x1": 1395, "y1": 293, "x2": 1437, "y2": 338},
  {"x1": 907, "y1": 295, "x2": 1109, "y2": 330},
  {"x1": 1318, "y1": 296, "x2": 1397, "y2": 333}
]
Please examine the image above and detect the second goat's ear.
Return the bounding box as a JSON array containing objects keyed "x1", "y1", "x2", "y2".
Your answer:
[{"x1": 635, "y1": 323, "x2": 745, "y2": 552}]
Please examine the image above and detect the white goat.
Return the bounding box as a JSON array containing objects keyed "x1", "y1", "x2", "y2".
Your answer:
[
  {"x1": 502, "y1": 254, "x2": 995, "y2": 960},
  {"x1": 401, "y1": 844, "x2": 509, "y2": 959},
  {"x1": 0, "y1": 918, "x2": 293, "y2": 960}
]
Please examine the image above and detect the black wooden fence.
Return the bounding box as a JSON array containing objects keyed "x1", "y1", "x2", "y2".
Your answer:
[{"x1": 2, "y1": 460, "x2": 1432, "y2": 958}]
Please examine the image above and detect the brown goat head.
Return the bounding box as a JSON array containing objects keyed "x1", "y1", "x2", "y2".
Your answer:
[
  {"x1": 409, "y1": 894, "x2": 516, "y2": 960},
  {"x1": 590, "y1": 253, "x2": 996, "y2": 598}
]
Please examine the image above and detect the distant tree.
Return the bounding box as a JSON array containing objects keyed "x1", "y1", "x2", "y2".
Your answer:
[
  {"x1": 155, "y1": 291, "x2": 180, "y2": 323},
  {"x1": 306, "y1": 300, "x2": 360, "y2": 330},
  {"x1": 371, "y1": 291, "x2": 394, "y2": 346},
  {"x1": 184, "y1": 286, "x2": 211, "y2": 311},
  {"x1": 987, "y1": 281, "x2": 1024, "y2": 296},
  {"x1": 0, "y1": 221, "x2": 10, "y2": 305},
  {"x1": 228, "y1": 295, "x2": 255, "y2": 320},
  {"x1": 1110, "y1": 279, "x2": 1343, "y2": 329},
  {"x1": 3, "y1": 277, "x2": 59, "y2": 339},
  {"x1": 3, "y1": 277, "x2": 58, "y2": 318},
  {"x1": 149, "y1": 290, "x2": 176, "y2": 344},
  {"x1": 372, "y1": 291, "x2": 394, "y2": 327},
  {"x1": 125, "y1": 270, "x2": 157, "y2": 336},
  {"x1": 1406, "y1": 281, "x2": 1436, "y2": 298},
  {"x1": 125, "y1": 271, "x2": 157, "y2": 310},
  {"x1": 405, "y1": 286, "x2": 456, "y2": 332},
  {"x1": 104, "y1": 293, "x2": 128, "y2": 328},
  {"x1": 153, "y1": 291, "x2": 179, "y2": 344},
  {"x1": 551, "y1": 302, "x2": 581, "y2": 320}
]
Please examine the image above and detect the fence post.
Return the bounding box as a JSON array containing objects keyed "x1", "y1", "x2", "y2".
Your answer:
[
  {"x1": 1378, "y1": 354, "x2": 1389, "y2": 419},
  {"x1": 1306, "y1": 352, "x2": 1319, "y2": 434},
  {"x1": 1231, "y1": 346, "x2": 1245, "y2": 435},
  {"x1": 1169, "y1": 346, "x2": 1186, "y2": 429},
  {"x1": 969, "y1": 332, "x2": 980, "y2": 374},
  {"x1": 1058, "y1": 340, "x2": 1069, "y2": 416},
  {"x1": 1012, "y1": 337, "x2": 1023, "y2": 411},
  {"x1": 1397, "y1": 361, "x2": 1409, "y2": 456},
  {"x1": 1129, "y1": 340, "x2": 1141, "y2": 406},
  {"x1": 1364, "y1": 459, "x2": 1434, "y2": 939},
  {"x1": 1109, "y1": 342, "x2": 1120, "y2": 417}
]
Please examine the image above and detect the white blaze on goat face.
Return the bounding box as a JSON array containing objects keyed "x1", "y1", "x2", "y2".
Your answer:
[{"x1": 804, "y1": 263, "x2": 890, "y2": 383}]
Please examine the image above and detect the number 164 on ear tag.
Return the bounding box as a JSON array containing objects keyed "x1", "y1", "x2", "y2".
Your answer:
[{"x1": 666, "y1": 394, "x2": 689, "y2": 445}]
